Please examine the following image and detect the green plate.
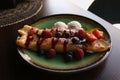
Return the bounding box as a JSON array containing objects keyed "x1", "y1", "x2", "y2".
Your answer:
[{"x1": 17, "y1": 14, "x2": 111, "y2": 73}]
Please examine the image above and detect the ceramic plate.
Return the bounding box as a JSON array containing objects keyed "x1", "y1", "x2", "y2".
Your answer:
[{"x1": 17, "y1": 14, "x2": 111, "y2": 73}]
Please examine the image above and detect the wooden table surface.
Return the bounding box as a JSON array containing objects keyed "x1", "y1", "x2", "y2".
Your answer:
[{"x1": 0, "y1": 0, "x2": 120, "y2": 80}]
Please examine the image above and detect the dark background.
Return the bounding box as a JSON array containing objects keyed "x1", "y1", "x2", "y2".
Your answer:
[{"x1": 88, "y1": 0, "x2": 120, "y2": 24}]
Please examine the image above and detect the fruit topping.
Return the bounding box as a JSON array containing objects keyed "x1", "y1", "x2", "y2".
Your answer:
[
  {"x1": 92, "y1": 29, "x2": 104, "y2": 39},
  {"x1": 28, "y1": 28, "x2": 36, "y2": 36},
  {"x1": 75, "y1": 48, "x2": 84, "y2": 59},
  {"x1": 38, "y1": 49, "x2": 45, "y2": 56},
  {"x1": 55, "y1": 32, "x2": 62, "y2": 38},
  {"x1": 63, "y1": 52, "x2": 74, "y2": 62},
  {"x1": 42, "y1": 30, "x2": 52, "y2": 38},
  {"x1": 77, "y1": 29, "x2": 86, "y2": 39},
  {"x1": 47, "y1": 49, "x2": 56, "y2": 58},
  {"x1": 65, "y1": 32, "x2": 71, "y2": 38},
  {"x1": 71, "y1": 37, "x2": 80, "y2": 44},
  {"x1": 86, "y1": 33, "x2": 97, "y2": 42}
]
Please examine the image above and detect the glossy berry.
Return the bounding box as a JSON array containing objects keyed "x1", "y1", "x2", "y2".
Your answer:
[
  {"x1": 47, "y1": 49, "x2": 56, "y2": 58},
  {"x1": 75, "y1": 29, "x2": 86, "y2": 39},
  {"x1": 28, "y1": 29, "x2": 35, "y2": 36},
  {"x1": 72, "y1": 37, "x2": 80, "y2": 44},
  {"x1": 38, "y1": 49, "x2": 45, "y2": 56},
  {"x1": 75, "y1": 48, "x2": 84, "y2": 60},
  {"x1": 55, "y1": 32, "x2": 62, "y2": 38},
  {"x1": 65, "y1": 32, "x2": 70, "y2": 38},
  {"x1": 42, "y1": 30, "x2": 52, "y2": 38},
  {"x1": 64, "y1": 52, "x2": 74, "y2": 62}
]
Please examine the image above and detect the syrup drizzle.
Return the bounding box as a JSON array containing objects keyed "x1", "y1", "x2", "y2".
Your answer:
[
  {"x1": 25, "y1": 28, "x2": 36, "y2": 48},
  {"x1": 63, "y1": 39, "x2": 68, "y2": 52},
  {"x1": 37, "y1": 38, "x2": 46, "y2": 50},
  {"x1": 62, "y1": 30, "x2": 66, "y2": 37},
  {"x1": 51, "y1": 38, "x2": 59, "y2": 49},
  {"x1": 25, "y1": 28, "x2": 75, "y2": 52}
]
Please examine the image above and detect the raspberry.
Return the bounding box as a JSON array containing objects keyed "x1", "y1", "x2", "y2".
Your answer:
[
  {"x1": 75, "y1": 29, "x2": 86, "y2": 39},
  {"x1": 42, "y1": 30, "x2": 52, "y2": 38},
  {"x1": 75, "y1": 48, "x2": 84, "y2": 59},
  {"x1": 47, "y1": 49, "x2": 56, "y2": 58}
]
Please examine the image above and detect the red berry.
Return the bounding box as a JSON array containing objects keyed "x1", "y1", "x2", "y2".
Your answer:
[
  {"x1": 47, "y1": 49, "x2": 56, "y2": 58},
  {"x1": 42, "y1": 30, "x2": 52, "y2": 38},
  {"x1": 75, "y1": 48, "x2": 84, "y2": 59},
  {"x1": 28, "y1": 28, "x2": 35, "y2": 36},
  {"x1": 75, "y1": 29, "x2": 86, "y2": 39}
]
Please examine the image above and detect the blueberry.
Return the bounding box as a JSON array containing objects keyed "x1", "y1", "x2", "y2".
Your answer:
[
  {"x1": 65, "y1": 32, "x2": 70, "y2": 38},
  {"x1": 37, "y1": 34, "x2": 41, "y2": 39},
  {"x1": 55, "y1": 32, "x2": 62, "y2": 38},
  {"x1": 38, "y1": 49, "x2": 45, "y2": 56},
  {"x1": 72, "y1": 37, "x2": 80, "y2": 44},
  {"x1": 63, "y1": 52, "x2": 74, "y2": 62}
]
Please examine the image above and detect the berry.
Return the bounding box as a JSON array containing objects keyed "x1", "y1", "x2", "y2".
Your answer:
[
  {"x1": 75, "y1": 29, "x2": 86, "y2": 39},
  {"x1": 38, "y1": 49, "x2": 45, "y2": 56},
  {"x1": 42, "y1": 30, "x2": 52, "y2": 38},
  {"x1": 55, "y1": 32, "x2": 62, "y2": 38},
  {"x1": 63, "y1": 52, "x2": 74, "y2": 62},
  {"x1": 28, "y1": 29, "x2": 35, "y2": 36},
  {"x1": 65, "y1": 32, "x2": 70, "y2": 38},
  {"x1": 47, "y1": 49, "x2": 56, "y2": 58},
  {"x1": 72, "y1": 37, "x2": 80, "y2": 44},
  {"x1": 75, "y1": 48, "x2": 84, "y2": 60}
]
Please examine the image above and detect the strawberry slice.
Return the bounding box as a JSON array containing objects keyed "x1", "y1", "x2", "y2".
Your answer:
[
  {"x1": 86, "y1": 33, "x2": 97, "y2": 42},
  {"x1": 92, "y1": 29, "x2": 103, "y2": 39}
]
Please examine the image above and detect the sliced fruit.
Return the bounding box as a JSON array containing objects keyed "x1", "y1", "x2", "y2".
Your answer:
[
  {"x1": 86, "y1": 33, "x2": 97, "y2": 42},
  {"x1": 92, "y1": 29, "x2": 104, "y2": 39}
]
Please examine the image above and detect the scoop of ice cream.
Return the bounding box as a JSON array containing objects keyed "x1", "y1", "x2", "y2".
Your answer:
[
  {"x1": 68, "y1": 21, "x2": 83, "y2": 30},
  {"x1": 54, "y1": 21, "x2": 68, "y2": 29}
]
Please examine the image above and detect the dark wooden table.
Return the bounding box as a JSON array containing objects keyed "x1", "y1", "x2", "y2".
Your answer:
[{"x1": 0, "y1": 0, "x2": 120, "y2": 80}]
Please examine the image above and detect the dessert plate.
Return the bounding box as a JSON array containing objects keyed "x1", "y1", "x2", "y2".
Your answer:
[{"x1": 17, "y1": 14, "x2": 111, "y2": 73}]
